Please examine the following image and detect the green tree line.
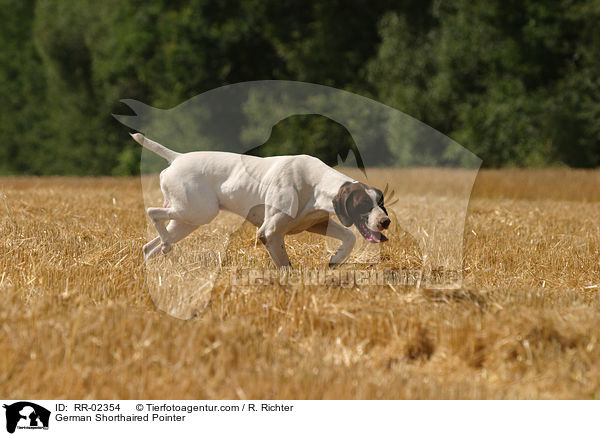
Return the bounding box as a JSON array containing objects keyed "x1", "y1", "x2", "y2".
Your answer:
[{"x1": 1, "y1": 0, "x2": 599, "y2": 175}]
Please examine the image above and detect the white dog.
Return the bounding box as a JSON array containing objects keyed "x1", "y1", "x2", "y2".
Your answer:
[{"x1": 132, "y1": 133, "x2": 390, "y2": 267}]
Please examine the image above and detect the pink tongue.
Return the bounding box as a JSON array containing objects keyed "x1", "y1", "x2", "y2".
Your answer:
[
  {"x1": 357, "y1": 220, "x2": 388, "y2": 243},
  {"x1": 368, "y1": 232, "x2": 388, "y2": 243},
  {"x1": 363, "y1": 228, "x2": 387, "y2": 243}
]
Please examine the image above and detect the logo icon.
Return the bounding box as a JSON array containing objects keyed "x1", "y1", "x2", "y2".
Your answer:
[{"x1": 3, "y1": 402, "x2": 50, "y2": 434}]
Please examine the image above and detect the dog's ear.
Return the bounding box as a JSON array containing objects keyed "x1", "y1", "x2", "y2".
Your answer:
[{"x1": 332, "y1": 182, "x2": 354, "y2": 227}]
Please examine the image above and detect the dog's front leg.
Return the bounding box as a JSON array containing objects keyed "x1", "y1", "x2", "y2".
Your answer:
[
  {"x1": 259, "y1": 232, "x2": 291, "y2": 268},
  {"x1": 306, "y1": 219, "x2": 356, "y2": 267},
  {"x1": 257, "y1": 213, "x2": 292, "y2": 268}
]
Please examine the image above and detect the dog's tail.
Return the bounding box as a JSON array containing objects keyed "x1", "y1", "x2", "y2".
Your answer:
[{"x1": 130, "y1": 133, "x2": 180, "y2": 163}]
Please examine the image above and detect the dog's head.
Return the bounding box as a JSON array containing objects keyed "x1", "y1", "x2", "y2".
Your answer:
[{"x1": 333, "y1": 181, "x2": 390, "y2": 242}]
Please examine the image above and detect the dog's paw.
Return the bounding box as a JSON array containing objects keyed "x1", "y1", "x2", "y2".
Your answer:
[
  {"x1": 161, "y1": 243, "x2": 172, "y2": 255},
  {"x1": 328, "y1": 260, "x2": 340, "y2": 269}
]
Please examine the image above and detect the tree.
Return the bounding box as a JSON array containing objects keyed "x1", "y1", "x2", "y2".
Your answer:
[{"x1": 368, "y1": 0, "x2": 600, "y2": 167}]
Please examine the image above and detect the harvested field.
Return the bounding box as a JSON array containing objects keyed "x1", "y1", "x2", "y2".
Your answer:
[{"x1": 1, "y1": 168, "x2": 599, "y2": 399}]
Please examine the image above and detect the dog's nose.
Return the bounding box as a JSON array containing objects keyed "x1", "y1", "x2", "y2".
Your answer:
[{"x1": 380, "y1": 217, "x2": 391, "y2": 229}]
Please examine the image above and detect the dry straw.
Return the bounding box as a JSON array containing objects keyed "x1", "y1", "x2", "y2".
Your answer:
[{"x1": 1, "y1": 169, "x2": 599, "y2": 398}]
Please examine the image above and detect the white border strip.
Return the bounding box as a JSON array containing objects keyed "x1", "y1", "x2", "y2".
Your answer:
[{"x1": 0, "y1": 400, "x2": 596, "y2": 435}]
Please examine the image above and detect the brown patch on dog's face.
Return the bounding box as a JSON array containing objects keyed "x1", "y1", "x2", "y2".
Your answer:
[{"x1": 332, "y1": 181, "x2": 390, "y2": 243}]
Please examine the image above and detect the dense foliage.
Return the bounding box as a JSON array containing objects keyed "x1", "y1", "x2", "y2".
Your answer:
[{"x1": 1, "y1": 0, "x2": 599, "y2": 174}]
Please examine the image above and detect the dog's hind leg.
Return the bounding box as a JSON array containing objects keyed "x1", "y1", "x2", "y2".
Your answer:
[
  {"x1": 146, "y1": 177, "x2": 220, "y2": 259},
  {"x1": 143, "y1": 220, "x2": 199, "y2": 261},
  {"x1": 146, "y1": 187, "x2": 219, "y2": 260},
  {"x1": 147, "y1": 206, "x2": 175, "y2": 244},
  {"x1": 143, "y1": 236, "x2": 162, "y2": 261}
]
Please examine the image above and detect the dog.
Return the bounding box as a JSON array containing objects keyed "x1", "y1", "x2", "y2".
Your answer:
[{"x1": 131, "y1": 133, "x2": 390, "y2": 267}]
